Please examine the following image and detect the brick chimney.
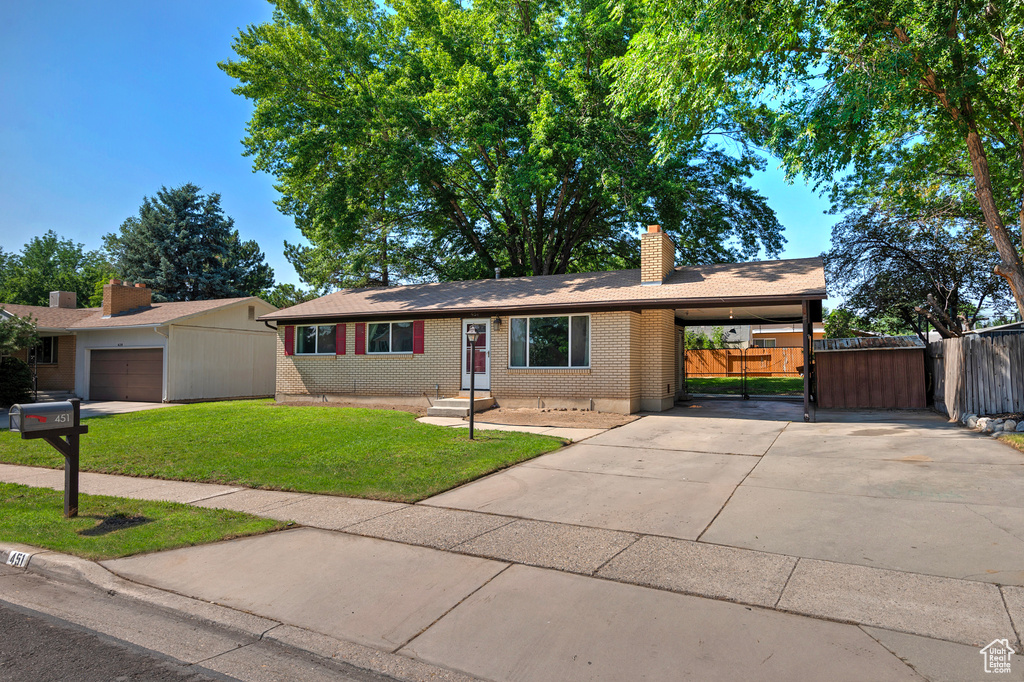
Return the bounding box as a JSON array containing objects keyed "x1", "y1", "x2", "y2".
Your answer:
[
  {"x1": 641, "y1": 225, "x2": 676, "y2": 285},
  {"x1": 102, "y1": 280, "x2": 152, "y2": 317},
  {"x1": 49, "y1": 291, "x2": 77, "y2": 309}
]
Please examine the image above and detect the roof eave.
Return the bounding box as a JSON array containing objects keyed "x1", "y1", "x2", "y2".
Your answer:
[{"x1": 260, "y1": 292, "x2": 827, "y2": 324}]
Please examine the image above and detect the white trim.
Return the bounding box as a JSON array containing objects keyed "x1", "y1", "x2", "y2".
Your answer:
[
  {"x1": 461, "y1": 318, "x2": 490, "y2": 390},
  {"x1": 507, "y1": 313, "x2": 591, "y2": 369},
  {"x1": 294, "y1": 323, "x2": 338, "y2": 355},
  {"x1": 365, "y1": 320, "x2": 415, "y2": 355}
]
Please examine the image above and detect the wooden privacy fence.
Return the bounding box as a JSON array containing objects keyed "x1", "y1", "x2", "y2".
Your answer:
[
  {"x1": 929, "y1": 334, "x2": 1024, "y2": 420},
  {"x1": 686, "y1": 347, "x2": 805, "y2": 378}
]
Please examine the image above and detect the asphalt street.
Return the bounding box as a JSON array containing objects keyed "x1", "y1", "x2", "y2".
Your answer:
[{"x1": 0, "y1": 600, "x2": 228, "y2": 682}]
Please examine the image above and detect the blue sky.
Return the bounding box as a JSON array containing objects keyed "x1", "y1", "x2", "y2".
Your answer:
[{"x1": 0, "y1": 0, "x2": 836, "y2": 290}]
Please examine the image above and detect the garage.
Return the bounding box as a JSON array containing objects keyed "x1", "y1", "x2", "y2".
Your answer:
[{"x1": 89, "y1": 348, "x2": 163, "y2": 402}]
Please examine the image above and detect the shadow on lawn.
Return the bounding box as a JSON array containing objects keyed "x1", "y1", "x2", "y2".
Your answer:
[{"x1": 78, "y1": 514, "x2": 153, "y2": 536}]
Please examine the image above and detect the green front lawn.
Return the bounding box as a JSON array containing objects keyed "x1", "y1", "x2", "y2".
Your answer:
[
  {"x1": 0, "y1": 483, "x2": 283, "y2": 560},
  {"x1": 686, "y1": 377, "x2": 804, "y2": 395},
  {"x1": 0, "y1": 400, "x2": 565, "y2": 502}
]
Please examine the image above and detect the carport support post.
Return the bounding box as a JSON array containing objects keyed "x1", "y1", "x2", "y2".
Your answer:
[{"x1": 802, "y1": 300, "x2": 814, "y2": 423}]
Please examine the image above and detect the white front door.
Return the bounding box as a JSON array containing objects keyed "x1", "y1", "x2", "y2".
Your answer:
[{"x1": 461, "y1": 318, "x2": 490, "y2": 390}]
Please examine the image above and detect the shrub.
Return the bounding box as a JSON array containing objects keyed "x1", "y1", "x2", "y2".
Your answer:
[{"x1": 0, "y1": 357, "x2": 32, "y2": 407}]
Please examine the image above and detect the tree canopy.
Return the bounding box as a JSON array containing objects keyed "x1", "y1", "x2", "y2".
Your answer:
[
  {"x1": 825, "y1": 207, "x2": 1012, "y2": 339},
  {"x1": 104, "y1": 184, "x2": 275, "y2": 302},
  {"x1": 611, "y1": 0, "x2": 1024, "y2": 316},
  {"x1": 0, "y1": 232, "x2": 111, "y2": 307},
  {"x1": 220, "y1": 0, "x2": 785, "y2": 286}
]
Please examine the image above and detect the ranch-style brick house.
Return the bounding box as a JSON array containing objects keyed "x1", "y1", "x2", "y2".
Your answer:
[{"x1": 263, "y1": 226, "x2": 827, "y2": 415}]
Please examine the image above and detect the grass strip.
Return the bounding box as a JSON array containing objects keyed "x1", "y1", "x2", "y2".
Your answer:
[{"x1": 0, "y1": 482, "x2": 284, "y2": 560}]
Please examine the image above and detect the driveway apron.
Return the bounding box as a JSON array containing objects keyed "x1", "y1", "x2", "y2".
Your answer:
[{"x1": 424, "y1": 400, "x2": 1024, "y2": 584}]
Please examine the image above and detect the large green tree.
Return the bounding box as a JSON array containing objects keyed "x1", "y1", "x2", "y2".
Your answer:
[
  {"x1": 220, "y1": 0, "x2": 785, "y2": 285},
  {"x1": 104, "y1": 184, "x2": 275, "y2": 302},
  {"x1": 0, "y1": 231, "x2": 111, "y2": 307},
  {"x1": 825, "y1": 207, "x2": 1012, "y2": 339},
  {"x1": 610, "y1": 0, "x2": 1024, "y2": 316}
]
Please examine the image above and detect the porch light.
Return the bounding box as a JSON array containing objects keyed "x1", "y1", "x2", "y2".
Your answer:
[{"x1": 492, "y1": 316, "x2": 502, "y2": 330}]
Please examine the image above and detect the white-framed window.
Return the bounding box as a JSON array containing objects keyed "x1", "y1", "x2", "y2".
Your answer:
[
  {"x1": 29, "y1": 337, "x2": 58, "y2": 364},
  {"x1": 296, "y1": 325, "x2": 336, "y2": 354},
  {"x1": 509, "y1": 315, "x2": 590, "y2": 368},
  {"x1": 753, "y1": 338, "x2": 777, "y2": 348},
  {"x1": 367, "y1": 321, "x2": 414, "y2": 354}
]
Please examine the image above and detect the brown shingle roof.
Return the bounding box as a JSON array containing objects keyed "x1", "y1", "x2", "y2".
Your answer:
[
  {"x1": 67, "y1": 298, "x2": 256, "y2": 329},
  {"x1": 264, "y1": 257, "x2": 826, "y2": 322},
  {"x1": 0, "y1": 304, "x2": 99, "y2": 331}
]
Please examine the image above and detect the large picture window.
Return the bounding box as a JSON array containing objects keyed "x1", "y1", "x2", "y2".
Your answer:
[
  {"x1": 296, "y1": 325, "x2": 336, "y2": 354},
  {"x1": 367, "y1": 321, "x2": 414, "y2": 354},
  {"x1": 509, "y1": 315, "x2": 589, "y2": 368}
]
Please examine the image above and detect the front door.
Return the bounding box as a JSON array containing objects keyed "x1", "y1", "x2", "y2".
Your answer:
[{"x1": 461, "y1": 318, "x2": 490, "y2": 390}]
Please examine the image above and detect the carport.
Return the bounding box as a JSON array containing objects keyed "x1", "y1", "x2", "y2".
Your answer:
[{"x1": 676, "y1": 299, "x2": 823, "y2": 421}]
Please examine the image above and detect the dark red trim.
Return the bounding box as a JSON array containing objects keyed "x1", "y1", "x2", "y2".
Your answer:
[
  {"x1": 412, "y1": 320, "x2": 424, "y2": 354},
  {"x1": 336, "y1": 323, "x2": 345, "y2": 355},
  {"x1": 355, "y1": 323, "x2": 365, "y2": 355},
  {"x1": 284, "y1": 326, "x2": 294, "y2": 356}
]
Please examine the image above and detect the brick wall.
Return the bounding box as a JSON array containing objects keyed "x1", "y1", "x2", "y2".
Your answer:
[
  {"x1": 275, "y1": 310, "x2": 677, "y2": 414},
  {"x1": 639, "y1": 309, "x2": 677, "y2": 411},
  {"x1": 103, "y1": 281, "x2": 152, "y2": 317},
  {"x1": 11, "y1": 335, "x2": 77, "y2": 392},
  {"x1": 490, "y1": 311, "x2": 641, "y2": 412},
  {"x1": 275, "y1": 318, "x2": 463, "y2": 400},
  {"x1": 640, "y1": 226, "x2": 676, "y2": 284}
]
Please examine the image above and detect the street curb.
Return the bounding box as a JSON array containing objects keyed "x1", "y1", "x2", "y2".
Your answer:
[{"x1": 1, "y1": 543, "x2": 479, "y2": 682}]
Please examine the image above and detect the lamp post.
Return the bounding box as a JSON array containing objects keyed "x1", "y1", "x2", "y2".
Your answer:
[{"x1": 466, "y1": 324, "x2": 480, "y2": 440}]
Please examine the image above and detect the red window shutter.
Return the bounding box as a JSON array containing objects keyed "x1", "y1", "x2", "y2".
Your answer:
[
  {"x1": 413, "y1": 320, "x2": 424, "y2": 354},
  {"x1": 336, "y1": 324, "x2": 346, "y2": 355},
  {"x1": 355, "y1": 323, "x2": 366, "y2": 355},
  {"x1": 284, "y1": 326, "x2": 295, "y2": 356}
]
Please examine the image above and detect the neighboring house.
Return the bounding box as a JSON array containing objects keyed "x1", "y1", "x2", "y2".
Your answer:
[
  {"x1": 1, "y1": 292, "x2": 92, "y2": 396},
  {"x1": 750, "y1": 323, "x2": 825, "y2": 348},
  {"x1": 0, "y1": 281, "x2": 278, "y2": 402},
  {"x1": 262, "y1": 226, "x2": 827, "y2": 414}
]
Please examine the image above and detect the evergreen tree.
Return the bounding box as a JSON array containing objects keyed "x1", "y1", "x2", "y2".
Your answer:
[{"x1": 104, "y1": 184, "x2": 275, "y2": 301}]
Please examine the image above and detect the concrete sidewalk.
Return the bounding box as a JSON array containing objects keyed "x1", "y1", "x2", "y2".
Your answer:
[{"x1": 2, "y1": 460, "x2": 1022, "y2": 681}]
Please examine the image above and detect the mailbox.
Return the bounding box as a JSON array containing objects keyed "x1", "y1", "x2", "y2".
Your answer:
[{"x1": 9, "y1": 401, "x2": 77, "y2": 433}]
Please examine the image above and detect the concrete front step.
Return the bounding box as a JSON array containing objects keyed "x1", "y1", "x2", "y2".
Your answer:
[{"x1": 426, "y1": 397, "x2": 495, "y2": 418}]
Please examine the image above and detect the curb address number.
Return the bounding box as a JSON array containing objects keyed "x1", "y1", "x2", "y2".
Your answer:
[{"x1": 5, "y1": 551, "x2": 30, "y2": 568}]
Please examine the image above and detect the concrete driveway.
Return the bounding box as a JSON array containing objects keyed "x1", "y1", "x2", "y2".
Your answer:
[{"x1": 424, "y1": 400, "x2": 1024, "y2": 585}]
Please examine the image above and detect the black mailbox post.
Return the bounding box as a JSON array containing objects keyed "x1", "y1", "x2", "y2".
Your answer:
[{"x1": 8, "y1": 399, "x2": 88, "y2": 517}]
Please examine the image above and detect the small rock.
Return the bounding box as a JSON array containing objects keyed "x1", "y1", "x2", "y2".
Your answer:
[
  {"x1": 1017, "y1": 422, "x2": 1024, "y2": 432},
  {"x1": 993, "y1": 418, "x2": 1005, "y2": 426},
  {"x1": 966, "y1": 415, "x2": 979, "y2": 429},
  {"x1": 961, "y1": 413, "x2": 974, "y2": 425},
  {"x1": 1004, "y1": 420, "x2": 1018, "y2": 432},
  {"x1": 976, "y1": 417, "x2": 989, "y2": 430}
]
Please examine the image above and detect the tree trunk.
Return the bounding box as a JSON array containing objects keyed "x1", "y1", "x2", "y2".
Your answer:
[{"x1": 964, "y1": 129, "x2": 1024, "y2": 318}]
